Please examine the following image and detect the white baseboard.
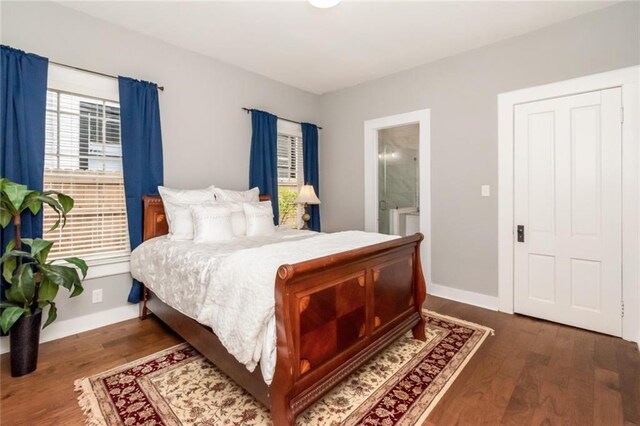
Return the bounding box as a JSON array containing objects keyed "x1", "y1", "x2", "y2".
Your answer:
[
  {"x1": 428, "y1": 282, "x2": 500, "y2": 311},
  {"x1": 0, "y1": 304, "x2": 139, "y2": 354}
]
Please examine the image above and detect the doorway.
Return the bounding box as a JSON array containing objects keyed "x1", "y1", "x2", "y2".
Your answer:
[
  {"x1": 514, "y1": 88, "x2": 622, "y2": 336},
  {"x1": 498, "y1": 66, "x2": 639, "y2": 342},
  {"x1": 377, "y1": 124, "x2": 419, "y2": 235},
  {"x1": 364, "y1": 109, "x2": 431, "y2": 284}
]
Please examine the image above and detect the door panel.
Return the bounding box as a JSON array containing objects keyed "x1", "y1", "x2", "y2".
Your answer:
[{"x1": 514, "y1": 88, "x2": 622, "y2": 336}]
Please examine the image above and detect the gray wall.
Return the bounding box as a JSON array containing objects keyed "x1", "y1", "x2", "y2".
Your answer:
[
  {"x1": 0, "y1": 0, "x2": 637, "y2": 333},
  {"x1": 0, "y1": 1, "x2": 320, "y2": 325},
  {"x1": 319, "y1": 2, "x2": 640, "y2": 297}
]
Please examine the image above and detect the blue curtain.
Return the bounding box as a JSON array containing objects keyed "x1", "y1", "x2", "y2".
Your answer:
[
  {"x1": 118, "y1": 76, "x2": 164, "y2": 303},
  {"x1": 302, "y1": 122, "x2": 321, "y2": 231},
  {"x1": 0, "y1": 46, "x2": 48, "y2": 251},
  {"x1": 249, "y1": 110, "x2": 279, "y2": 223}
]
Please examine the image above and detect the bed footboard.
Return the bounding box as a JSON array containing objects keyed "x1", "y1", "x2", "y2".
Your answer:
[{"x1": 270, "y1": 233, "x2": 427, "y2": 425}]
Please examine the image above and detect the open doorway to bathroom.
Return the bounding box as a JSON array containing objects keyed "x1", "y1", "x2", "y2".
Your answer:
[
  {"x1": 377, "y1": 124, "x2": 419, "y2": 235},
  {"x1": 364, "y1": 109, "x2": 431, "y2": 284}
]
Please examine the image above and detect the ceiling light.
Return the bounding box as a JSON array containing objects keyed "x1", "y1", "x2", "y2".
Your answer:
[{"x1": 308, "y1": 0, "x2": 341, "y2": 9}]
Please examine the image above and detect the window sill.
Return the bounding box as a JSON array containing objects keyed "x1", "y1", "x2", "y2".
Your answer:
[{"x1": 57, "y1": 257, "x2": 131, "y2": 280}]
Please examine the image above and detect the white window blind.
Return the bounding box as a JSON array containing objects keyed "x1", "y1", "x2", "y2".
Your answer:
[
  {"x1": 277, "y1": 133, "x2": 304, "y2": 227},
  {"x1": 43, "y1": 89, "x2": 130, "y2": 262}
]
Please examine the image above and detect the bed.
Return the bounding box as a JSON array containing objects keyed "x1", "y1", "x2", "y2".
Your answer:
[{"x1": 136, "y1": 194, "x2": 427, "y2": 425}]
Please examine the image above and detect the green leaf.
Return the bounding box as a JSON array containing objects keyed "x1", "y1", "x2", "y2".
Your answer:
[
  {"x1": 0, "y1": 209, "x2": 10, "y2": 228},
  {"x1": 0, "y1": 306, "x2": 27, "y2": 334},
  {"x1": 70, "y1": 280, "x2": 83, "y2": 298},
  {"x1": 21, "y1": 191, "x2": 42, "y2": 215},
  {"x1": 48, "y1": 217, "x2": 61, "y2": 233},
  {"x1": 2, "y1": 181, "x2": 32, "y2": 212},
  {"x1": 0, "y1": 249, "x2": 31, "y2": 263},
  {"x1": 37, "y1": 195, "x2": 65, "y2": 231},
  {"x1": 43, "y1": 302, "x2": 57, "y2": 329},
  {"x1": 2, "y1": 255, "x2": 16, "y2": 283},
  {"x1": 27, "y1": 238, "x2": 54, "y2": 263},
  {"x1": 37, "y1": 276, "x2": 59, "y2": 304},
  {"x1": 7, "y1": 264, "x2": 35, "y2": 304},
  {"x1": 39, "y1": 264, "x2": 79, "y2": 291},
  {"x1": 62, "y1": 257, "x2": 89, "y2": 279},
  {"x1": 57, "y1": 193, "x2": 74, "y2": 214},
  {"x1": 0, "y1": 301, "x2": 20, "y2": 309}
]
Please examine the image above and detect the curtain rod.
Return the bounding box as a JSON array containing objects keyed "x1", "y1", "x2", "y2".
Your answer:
[
  {"x1": 242, "y1": 108, "x2": 322, "y2": 130},
  {"x1": 49, "y1": 60, "x2": 165, "y2": 91}
]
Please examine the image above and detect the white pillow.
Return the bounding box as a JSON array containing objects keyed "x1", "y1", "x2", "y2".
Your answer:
[
  {"x1": 190, "y1": 205, "x2": 235, "y2": 243},
  {"x1": 214, "y1": 187, "x2": 260, "y2": 203},
  {"x1": 158, "y1": 185, "x2": 216, "y2": 240},
  {"x1": 167, "y1": 207, "x2": 195, "y2": 240},
  {"x1": 214, "y1": 202, "x2": 247, "y2": 236},
  {"x1": 243, "y1": 201, "x2": 276, "y2": 236}
]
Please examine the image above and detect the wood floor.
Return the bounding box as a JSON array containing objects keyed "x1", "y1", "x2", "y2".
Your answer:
[{"x1": 1, "y1": 295, "x2": 638, "y2": 425}]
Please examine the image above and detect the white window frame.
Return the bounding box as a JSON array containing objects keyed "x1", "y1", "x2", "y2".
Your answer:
[
  {"x1": 46, "y1": 64, "x2": 130, "y2": 279},
  {"x1": 497, "y1": 66, "x2": 639, "y2": 344}
]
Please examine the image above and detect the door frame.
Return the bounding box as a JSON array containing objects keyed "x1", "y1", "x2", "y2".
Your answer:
[
  {"x1": 364, "y1": 109, "x2": 431, "y2": 285},
  {"x1": 498, "y1": 66, "x2": 639, "y2": 342}
]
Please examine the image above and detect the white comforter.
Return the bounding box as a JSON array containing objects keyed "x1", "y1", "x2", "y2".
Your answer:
[{"x1": 130, "y1": 230, "x2": 397, "y2": 383}]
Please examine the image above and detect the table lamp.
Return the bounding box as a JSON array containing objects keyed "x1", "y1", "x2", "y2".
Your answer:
[{"x1": 294, "y1": 184, "x2": 321, "y2": 230}]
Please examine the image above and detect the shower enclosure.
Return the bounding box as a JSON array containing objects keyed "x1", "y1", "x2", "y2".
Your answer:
[{"x1": 377, "y1": 124, "x2": 419, "y2": 235}]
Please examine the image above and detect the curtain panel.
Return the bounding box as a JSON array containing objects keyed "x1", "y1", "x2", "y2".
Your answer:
[
  {"x1": 302, "y1": 122, "x2": 320, "y2": 231},
  {"x1": 249, "y1": 109, "x2": 279, "y2": 224},
  {"x1": 0, "y1": 45, "x2": 49, "y2": 250},
  {"x1": 118, "y1": 76, "x2": 164, "y2": 303}
]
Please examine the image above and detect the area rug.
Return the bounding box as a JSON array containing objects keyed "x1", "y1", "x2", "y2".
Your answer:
[{"x1": 75, "y1": 311, "x2": 492, "y2": 425}]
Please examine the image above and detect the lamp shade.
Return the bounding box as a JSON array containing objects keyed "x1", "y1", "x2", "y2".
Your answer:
[
  {"x1": 294, "y1": 185, "x2": 321, "y2": 205},
  {"x1": 308, "y1": 0, "x2": 341, "y2": 8}
]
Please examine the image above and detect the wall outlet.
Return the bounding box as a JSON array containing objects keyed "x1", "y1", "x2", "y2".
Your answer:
[
  {"x1": 92, "y1": 289, "x2": 103, "y2": 304},
  {"x1": 481, "y1": 185, "x2": 490, "y2": 197}
]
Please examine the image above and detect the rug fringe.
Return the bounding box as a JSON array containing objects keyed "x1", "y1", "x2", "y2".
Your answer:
[
  {"x1": 423, "y1": 309, "x2": 495, "y2": 336},
  {"x1": 74, "y1": 377, "x2": 107, "y2": 426}
]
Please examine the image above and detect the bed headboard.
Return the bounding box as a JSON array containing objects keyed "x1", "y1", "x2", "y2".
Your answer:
[{"x1": 142, "y1": 194, "x2": 271, "y2": 241}]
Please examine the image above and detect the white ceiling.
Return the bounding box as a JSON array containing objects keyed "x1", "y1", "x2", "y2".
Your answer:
[{"x1": 58, "y1": 1, "x2": 616, "y2": 94}]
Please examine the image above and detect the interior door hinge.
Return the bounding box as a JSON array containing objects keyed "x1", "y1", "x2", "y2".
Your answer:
[{"x1": 621, "y1": 301, "x2": 624, "y2": 318}]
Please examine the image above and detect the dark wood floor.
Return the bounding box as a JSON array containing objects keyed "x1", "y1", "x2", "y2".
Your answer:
[{"x1": 1, "y1": 295, "x2": 638, "y2": 425}]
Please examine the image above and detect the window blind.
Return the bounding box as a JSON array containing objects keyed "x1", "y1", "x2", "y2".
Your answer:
[
  {"x1": 277, "y1": 133, "x2": 304, "y2": 227},
  {"x1": 277, "y1": 133, "x2": 304, "y2": 186},
  {"x1": 43, "y1": 90, "x2": 130, "y2": 262}
]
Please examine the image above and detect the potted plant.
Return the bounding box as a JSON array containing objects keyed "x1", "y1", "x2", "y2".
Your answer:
[{"x1": 0, "y1": 178, "x2": 87, "y2": 377}]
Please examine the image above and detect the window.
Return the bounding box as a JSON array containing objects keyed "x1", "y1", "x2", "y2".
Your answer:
[
  {"x1": 43, "y1": 89, "x2": 130, "y2": 262},
  {"x1": 277, "y1": 132, "x2": 304, "y2": 228}
]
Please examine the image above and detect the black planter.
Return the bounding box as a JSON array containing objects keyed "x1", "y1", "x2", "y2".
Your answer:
[{"x1": 10, "y1": 309, "x2": 42, "y2": 377}]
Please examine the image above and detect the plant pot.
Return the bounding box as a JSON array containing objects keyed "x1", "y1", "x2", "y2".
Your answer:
[{"x1": 10, "y1": 308, "x2": 42, "y2": 377}]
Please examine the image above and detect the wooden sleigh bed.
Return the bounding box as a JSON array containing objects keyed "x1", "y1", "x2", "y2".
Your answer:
[{"x1": 138, "y1": 194, "x2": 427, "y2": 425}]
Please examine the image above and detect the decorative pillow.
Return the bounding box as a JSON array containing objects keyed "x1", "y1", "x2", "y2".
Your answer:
[
  {"x1": 213, "y1": 187, "x2": 260, "y2": 203},
  {"x1": 213, "y1": 202, "x2": 247, "y2": 236},
  {"x1": 190, "y1": 205, "x2": 235, "y2": 243},
  {"x1": 243, "y1": 201, "x2": 276, "y2": 236},
  {"x1": 158, "y1": 185, "x2": 216, "y2": 240}
]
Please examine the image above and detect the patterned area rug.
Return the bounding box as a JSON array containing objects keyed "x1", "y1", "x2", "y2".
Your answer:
[{"x1": 75, "y1": 311, "x2": 492, "y2": 425}]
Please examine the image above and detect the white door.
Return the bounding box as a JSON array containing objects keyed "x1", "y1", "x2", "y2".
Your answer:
[{"x1": 514, "y1": 88, "x2": 622, "y2": 336}]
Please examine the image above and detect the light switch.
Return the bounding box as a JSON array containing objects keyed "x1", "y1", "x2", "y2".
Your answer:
[{"x1": 481, "y1": 185, "x2": 490, "y2": 197}]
